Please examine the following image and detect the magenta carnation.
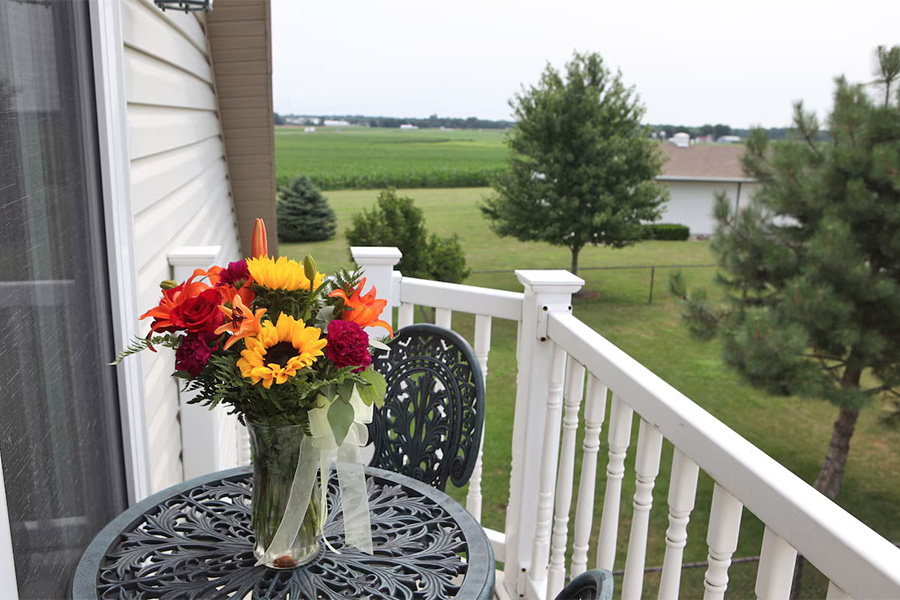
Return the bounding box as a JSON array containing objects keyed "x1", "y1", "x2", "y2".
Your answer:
[
  {"x1": 219, "y1": 260, "x2": 250, "y2": 286},
  {"x1": 325, "y1": 319, "x2": 372, "y2": 372},
  {"x1": 175, "y1": 332, "x2": 219, "y2": 377}
]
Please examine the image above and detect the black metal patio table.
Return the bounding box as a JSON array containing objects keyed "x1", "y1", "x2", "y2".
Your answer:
[{"x1": 71, "y1": 466, "x2": 495, "y2": 599}]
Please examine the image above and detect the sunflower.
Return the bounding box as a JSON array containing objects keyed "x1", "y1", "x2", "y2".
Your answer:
[
  {"x1": 236, "y1": 314, "x2": 327, "y2": 388},
  {"x1": 246, "y1": 256, "x2": 325, "y2": 292}
]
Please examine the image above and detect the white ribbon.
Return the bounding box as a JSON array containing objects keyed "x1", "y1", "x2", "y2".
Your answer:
[{"x1": 254, "y1": 385, "x2": 374, "y2": 566}]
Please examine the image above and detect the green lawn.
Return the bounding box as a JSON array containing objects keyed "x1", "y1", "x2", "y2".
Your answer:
[
  {"x1": 280, "y1": 188, "x2": 900, "y2": 597},
  {"x1": 275, "y1": 126, "x2": 507, "y2": 189}
]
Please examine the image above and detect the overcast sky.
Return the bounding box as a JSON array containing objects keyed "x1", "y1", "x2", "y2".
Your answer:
[{"x1": 272, "y1": 0, "x2": 900, "y2": 129}]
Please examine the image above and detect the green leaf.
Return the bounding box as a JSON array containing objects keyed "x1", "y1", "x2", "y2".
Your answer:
[
  {"x1": 314, "y1": 305, "x2": 337, "y2": 330},
  {"x1": 328, "y1": 399, "x2": 355, "y2": 446},
  {"x1": 357, "y1": 367, "x2": 387, "y2": 408},
  {"x1": 338, "y1": 380, "x2": 355, "y2": 403}
]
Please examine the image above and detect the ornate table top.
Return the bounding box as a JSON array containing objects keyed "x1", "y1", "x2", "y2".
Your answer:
[{"x1": 72, "y1": 466, "x2": 494, "y2": 599}]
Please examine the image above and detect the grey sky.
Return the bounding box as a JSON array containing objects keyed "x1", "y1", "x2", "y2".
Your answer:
[{"x1": 272, "y1": 0, "x2": 899, "y2": 129}]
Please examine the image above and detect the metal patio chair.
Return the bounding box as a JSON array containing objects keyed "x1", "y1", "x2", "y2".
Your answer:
[
  {"x1": 369, "y1": 323, "x2": 485, "y2": 491},
  {"x1": 554, "y1": 569, "x2": 615, "y2": 600}
]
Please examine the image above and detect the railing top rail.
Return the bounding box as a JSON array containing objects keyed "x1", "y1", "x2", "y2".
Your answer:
[
  {"x1": 547, "y1": 311, "x2": 900, "y2": 599},
  {"x1": 398, "y1": 276, "x2": 523, "y2": 321}
]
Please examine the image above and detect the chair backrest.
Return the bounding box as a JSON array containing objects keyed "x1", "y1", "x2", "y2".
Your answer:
[
  {"x1": 554, "y1": 569, "x2": 614, "y2": 600},
  {"x1": 369, "y1": 324, "x2": 485, "y2": 490}
]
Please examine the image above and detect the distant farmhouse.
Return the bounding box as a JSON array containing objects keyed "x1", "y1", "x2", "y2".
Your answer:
[{"x1": 655, "y1": 142, "x2": 759, "y2": 237}]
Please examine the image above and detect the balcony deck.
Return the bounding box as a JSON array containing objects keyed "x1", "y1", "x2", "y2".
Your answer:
[{"x1": 348, "y1": 247, "x2": 900, "y2": 600}]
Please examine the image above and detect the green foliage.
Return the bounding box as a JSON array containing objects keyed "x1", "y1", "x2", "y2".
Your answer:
[
  {"x1": 676, "y1": 47, "x2": 900, "y2": 499},
  {"x1": 275, "y1": 127, "x2": 506, "y2": 190},
  {"x1": 110, "y1": 335, "x2": 177, "y2": 364},
  {"x1": 481, "y1": 51, "x2": 668, "y2": 275},
  {"x1": 277, "y1": 175, "x2": 336, "y2": 243},
  {"x1": 184, "y1": 355, "x2": 370, "y2": 428},
  {"x1": 345, "y1": 189, "x2": 470, "y2": 283},
  {"x1": 643, "y1": 223, "x2": 690, "y2": 241}
]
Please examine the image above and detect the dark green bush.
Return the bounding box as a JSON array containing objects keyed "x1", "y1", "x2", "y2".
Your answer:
[
  {"x1": 643, "y1": 223, "x2": 690, "y2": 241},
  {"x1": 345, "y1": 189, "x2": 470, "y2": 283},
  {"x1": 276, "y1": 175, "x2": 336, "y2": 243}
]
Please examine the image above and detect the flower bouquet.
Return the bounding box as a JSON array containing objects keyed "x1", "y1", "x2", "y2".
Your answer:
[{"x1": 114, "y1": 219, "x2": 388, "y2": 568}]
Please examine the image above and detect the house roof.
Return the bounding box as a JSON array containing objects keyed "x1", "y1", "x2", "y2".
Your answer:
[{"x1": 657, "y1": 143, "x2": 755, "y2": 182}]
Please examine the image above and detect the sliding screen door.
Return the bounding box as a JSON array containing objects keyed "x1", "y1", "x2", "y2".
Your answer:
[{"x1": 0, "y1": 0, "x2": 127, "y2": 596}]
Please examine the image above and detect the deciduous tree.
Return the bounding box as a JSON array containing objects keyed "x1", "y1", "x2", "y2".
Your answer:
[
  {"x1": 481, "y1": 52, "x2": 667, "y2": 275},
  {"x1": 345, "y1": 189, "x2": 470, "y2": 284}
]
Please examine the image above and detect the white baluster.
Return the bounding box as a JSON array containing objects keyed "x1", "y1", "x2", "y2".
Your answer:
[
  {"x1": 527, "y1": 343, "x2": 568, "y2": 591},
  {"x1": 435, "y1": 307, "x2": 452, "y2": 329},
  {"x1": 755, "y1": 526, "x2": 797, "y2": 600},
  {"x1": 547, "y1": 358, "x2": 586, "y2": 598},
  {"x1": 596, "y1": 394, "x2": 634, "y2": 571},
  {"x1": 622, "y1": 419, "x2": 664, "y2": 600},
  {"x1": 570, "y1": 375, "x2": 608, "y2": 578},
  {"x1": 466, "y1": 314, "x2": 492, "y2": 521},
  {"x1": 398, "y1": 302, "x2": 414, "y2": 329},
  {"x1": 826, "y1": 581, "x2": 854, "y2": 600},
  {"x1": 659, "y1": 449, "x2": 700, "y2": 600},
  {"x1": 704, "y1": 484, "x2": 744, "y2": 600}
]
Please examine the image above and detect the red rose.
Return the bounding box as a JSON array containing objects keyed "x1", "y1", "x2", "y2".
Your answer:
[
  {"x1": 325, "y1": 319, "x2": 372, "y2": 373},
  {"x1": 170, "y1": 288, "x2": 225, "y2": 333}
]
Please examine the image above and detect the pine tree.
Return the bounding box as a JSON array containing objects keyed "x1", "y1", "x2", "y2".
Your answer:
[
  {"x1": 675, "y1": 46, "x2": 900, "y2": 502},
  {"x1": 276, "y1": 175, "x2": 336, "y2": 243},
  {"x1": 480, "y1": 51, "x2": 668, "y2": 276}
]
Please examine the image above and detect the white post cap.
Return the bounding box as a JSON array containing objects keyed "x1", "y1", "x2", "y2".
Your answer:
[{"x1": 351, "y1": 247, "x2": 402, "y2": 266}]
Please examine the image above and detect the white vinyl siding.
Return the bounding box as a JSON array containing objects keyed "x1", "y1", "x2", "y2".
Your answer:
[
  {"x1": 658, "y1": 180, "x2": 762, "y2": 237},
  {"x1": 122, "y1": 0, "x2": 241, "y2": 492}
]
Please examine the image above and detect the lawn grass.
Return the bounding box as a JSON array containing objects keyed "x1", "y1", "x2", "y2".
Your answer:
[
  {"x1": 275, "y1": 126, "x2": 507, "y2": 189},
  {"x1": 280, "y1": 188, "x2": 900, "y2": 598}
]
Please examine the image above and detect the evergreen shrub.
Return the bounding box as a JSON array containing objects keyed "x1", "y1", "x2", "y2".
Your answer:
[{"x1": 276, "y1": 175, "x2": 336, "y2": 243}]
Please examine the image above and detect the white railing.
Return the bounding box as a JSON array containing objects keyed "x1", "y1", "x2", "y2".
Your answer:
[{"x1": 350, "y1": 248, "x2": 900, "y2": 600}]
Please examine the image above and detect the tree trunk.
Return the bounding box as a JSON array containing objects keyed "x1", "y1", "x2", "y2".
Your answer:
[
  {"x1": 814, "y1": 365, "x2": 862, "y2": 500},
  {"x1": 813, "y1": 405, "x2": 861, "y2": 500},
  {"x1": 792, "y1": 367, "x2": 862, "y2": 598},
  {"x1": 570, "y1": 245, "x2": 582, "y2": 276}
]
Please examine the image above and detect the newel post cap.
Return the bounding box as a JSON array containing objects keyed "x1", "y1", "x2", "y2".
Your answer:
[
  {"x1": 351, "y1": 247, "x2": 403, "y2": 266},
  {"x1": 515, "y1": 270, "x2": 584, "y2": 295}
]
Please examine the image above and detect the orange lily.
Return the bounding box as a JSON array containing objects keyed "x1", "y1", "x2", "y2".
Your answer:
[
  {"x1": 328, "y1": 278, "x2": 393, "y2": 337},
  {"x1": 251, "y1": 218, "x2": 268, "y2": 258},
  {"x1": 217, "y1": 281, "x2": 255, "y2": 307},
  {"x1": 140, "y1": 269, "x2": 213, "y2": 334},
  {"x1": 215, "y1": 294, "x2": 267, "y2": 350}
]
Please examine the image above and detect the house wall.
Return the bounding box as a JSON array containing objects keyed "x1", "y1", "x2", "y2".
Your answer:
[
  {"x1": 657, "y1": 180, "x2": 762, "y2": 237},
  {"x1": 121, "y1": 0, "x2": 242, "y2": 492}
]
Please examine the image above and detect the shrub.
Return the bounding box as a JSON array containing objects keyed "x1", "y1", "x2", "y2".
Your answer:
[
  {"x1": 276, "y1": 176, "x2": 337, "y2": 243},
  {"x1": 345, "y1": 189, "x2": 470, "y2": 283},
  {"x1": 643, "y1": 223, "x2": 690, "y2": 241}
]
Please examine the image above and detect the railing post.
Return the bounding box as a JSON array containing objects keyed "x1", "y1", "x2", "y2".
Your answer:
[
  {"x1": 169, "y1": 246, "x2": 242, "y2": 479},
  {"x1": 350, "y1": 246, "x2": 402, "y2": 339},
  {"x1": 505, "y1": 270, "x2": 583, "y2": 599}
]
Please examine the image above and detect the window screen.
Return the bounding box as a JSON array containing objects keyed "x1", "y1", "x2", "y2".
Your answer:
[{"x1": 0, "y1": 1, "x2": 128, "y2": 596}]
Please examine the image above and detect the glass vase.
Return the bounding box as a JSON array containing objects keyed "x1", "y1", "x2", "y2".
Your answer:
[{"x1": 247, "y1": 421, "x2": 321, "y2": 569}]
